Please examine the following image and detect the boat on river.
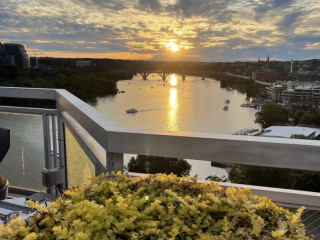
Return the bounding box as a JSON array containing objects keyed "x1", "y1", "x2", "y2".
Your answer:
[
  {"x1": 223, "y1": 106, "x2": 228, "y2": 110},
  {"x1": 126, "y1": 108, "x2": 138, "y2": 113},
  {"x1": 225, "y1": 99, "x2": 230, "y2": 104},
  {"x1": 241, "y1": 103, "x2": 250, "y2": 107},
  {"x1": 241, "y1": 103, "x2": 260, "y2": 109}
]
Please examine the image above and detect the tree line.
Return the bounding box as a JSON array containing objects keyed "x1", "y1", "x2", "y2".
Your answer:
[
  {"x1": 255, "y1": 102, "x2": 320, "y2": 128},
  {"x1": 208, "y1": 72, "x2": 266, "y2": 99},
  {"x1": 0, "y1": 65, "x2": 132, "y2": 106}
]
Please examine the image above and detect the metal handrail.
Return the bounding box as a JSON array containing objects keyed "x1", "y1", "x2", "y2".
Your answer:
[
  {"x1": 54, "y1": 88, "x2": 320, "y2": 172},
  {"x1": 1, "y1": 86, "x2": 320, "y2": 209},
  {"x1": 1, "y1": 86, "x2": 320, "y2": 172}
]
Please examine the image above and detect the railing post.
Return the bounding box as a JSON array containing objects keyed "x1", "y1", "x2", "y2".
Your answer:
[
  {"x1": 106, "y1": 152, "x2": 124, "y2": 173},
  {"x1": 42, "y1": 113, "x2": 50, "y2": 170},
  {"x1": 57, "y1": 108, "x2": 67, "y2": 189},
  {"x1": 42, "y1": 108, "x2": 67, "y2": 194}
]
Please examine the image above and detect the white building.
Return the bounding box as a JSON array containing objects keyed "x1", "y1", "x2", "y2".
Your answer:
[
  {"x1": 265, "y1": 81, "x2": 320, "y2": 109},
  {"x1": 263, "y1": 126, "x2": 320, "y2": 140}
]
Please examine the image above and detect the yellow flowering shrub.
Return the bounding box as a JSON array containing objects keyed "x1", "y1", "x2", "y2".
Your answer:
[{"x1": 0, "y1": 172, "x2": 315, "y2": 239}]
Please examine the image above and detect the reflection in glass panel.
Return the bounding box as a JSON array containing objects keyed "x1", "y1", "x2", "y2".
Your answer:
[
  {"x1": 65, "y1": 126, "x2": 95, "y2": 188},
  {"x1": 0, "y1": 112, "x2": 45, "y2": 191}
]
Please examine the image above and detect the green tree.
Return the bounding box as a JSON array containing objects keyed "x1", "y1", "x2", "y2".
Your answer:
[
  {"x1": 290, "y1": 134, "x2": 309, "y2": 139},
  {"x1": 290, "y1": 171, "x2": 320, "y2": 192},
  {"x1": 292, "y1": 110, "x2": 305, "y2": 125},
  {"x1": 255, "y1": 102, "x2": 289, "y2": 128},
  {"x1": 300, "y1": 112, "x2": 313, "y2": 125},
  {"x1": 15, "y1": 76, "x2": 35, "y2": 87},
  {"x1": 229, "y1": 166, "x2": 292, "y2": 189},
  {"x1": 126, "y1": 155, "x2": 191, "y2": 177},
  {"x1": 312, "y1": 110, "x2": 320, "y2": 125},
  {"x1": 229, "y1": 165, "x2": 320, "y2": 193},
  {"x1": 245, "y1": 82, "x2": 263, "y2": 98},
  {"x1": 229, "y1": 165, "x2": 320, "y2": 192}
]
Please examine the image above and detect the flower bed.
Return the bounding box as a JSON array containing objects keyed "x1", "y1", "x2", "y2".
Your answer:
[{"x1": 0, "y1": 172, "x2": 315, "y2": 239}]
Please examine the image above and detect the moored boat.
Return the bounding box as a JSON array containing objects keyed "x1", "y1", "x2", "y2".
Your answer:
[{"x1": 126, "y1": 108, "x2": 138, "y2": 113}]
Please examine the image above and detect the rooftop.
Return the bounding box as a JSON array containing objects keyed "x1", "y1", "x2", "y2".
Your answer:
[{"x1": 263, "y1": 126, "x2": 320, "y2": 139}]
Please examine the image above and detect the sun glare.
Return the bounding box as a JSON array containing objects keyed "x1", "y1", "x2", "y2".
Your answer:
[
  {"x1": 166, "y1": 40, "x2": 180, "y2": 52},
  {"x1": 170, "y1": 74, "x2": 178, "y2": 86}
]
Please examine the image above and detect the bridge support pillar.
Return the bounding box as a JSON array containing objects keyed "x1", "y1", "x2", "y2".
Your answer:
[
  {"x1": 158, "y1": 72, "x2": 170, "y2": 81},
  {"x1": 179, "y1": 74, "x2": 187, "y2": 81},
  {"x1": 138, "y1": 72, "x2": 151, "y2": 80}
]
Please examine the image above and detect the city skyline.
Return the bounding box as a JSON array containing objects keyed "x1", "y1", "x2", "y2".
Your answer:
[{"x1": 1, "y1": 0, "x2": 320, "y2": 61}]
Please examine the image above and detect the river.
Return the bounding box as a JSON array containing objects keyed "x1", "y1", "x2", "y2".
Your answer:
[
  {"x1": 0, "y1": 74, "x2": 259, "y2": 190},
  {"x1": 93, "y1": 74, "x2": 259, "y2": 179}
]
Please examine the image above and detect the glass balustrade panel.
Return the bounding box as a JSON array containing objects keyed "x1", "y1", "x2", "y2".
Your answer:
[
  {"x1": 0, "y1": 112, "x2": 46, "y2": 191},
  {"x1": 64, "y1": 126, "x2": 95, "y2": 188}
]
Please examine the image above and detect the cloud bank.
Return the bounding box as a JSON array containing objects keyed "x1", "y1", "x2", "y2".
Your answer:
[{"x1": 0, "y1": 0, "x2": 319, "y2": 61}]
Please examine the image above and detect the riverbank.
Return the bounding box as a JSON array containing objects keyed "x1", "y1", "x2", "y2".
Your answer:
[
  {"x1": 0, "y1": 66, "x2": 132, "y2": 107},
  {"x1": 207, "y1": 72, "x2": 266, "y2": 99}
]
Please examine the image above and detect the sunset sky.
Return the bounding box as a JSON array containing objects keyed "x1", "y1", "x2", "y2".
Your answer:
[{"x1": 1, "y1": 0, "x2": 320, "y2": 61}]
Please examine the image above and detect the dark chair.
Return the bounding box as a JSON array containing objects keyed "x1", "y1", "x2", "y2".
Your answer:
[
  {"x1": 0, "y1": 127, "x2": 10, "y2": 200},
  {"x1": 0, "y1": 127, "x2": 10, "y2": 163}
]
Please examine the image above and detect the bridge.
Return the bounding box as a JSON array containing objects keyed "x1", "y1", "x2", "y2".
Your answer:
[{"x1": 138, "y1": 71, "x2": 207, "y2": 81}]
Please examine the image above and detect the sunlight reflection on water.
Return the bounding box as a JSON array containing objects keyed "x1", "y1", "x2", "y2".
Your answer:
[
  {"x1": 93, "y1": 74, "x2": 259, "y2": 179},
  {"x1": 168, "y1": 88, "x2": 179, "y2": 131}
]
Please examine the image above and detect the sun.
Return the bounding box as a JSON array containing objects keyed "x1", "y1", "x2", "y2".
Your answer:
[
  {"x1": 165, "y1": 40, "x2": 180, "y2": 52},
  {"x1": 170, "y1": 44, "x2": 179, "y2": 52}
]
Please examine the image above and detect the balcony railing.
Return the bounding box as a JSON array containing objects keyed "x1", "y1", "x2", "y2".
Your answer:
[{"x1": 0, "y1": 87, "x2": 320, "y2": 210}]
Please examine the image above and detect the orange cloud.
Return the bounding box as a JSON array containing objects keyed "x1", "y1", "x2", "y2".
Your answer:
[
  {"x1": 33, "y1": 40, "x2": 52, "y2": 43},
  {"x1": 304, "y1": 42, "x2": 320, "y2": 50},
  {"x1": 39, "y1": 51, "x2": 154, "y2": 60}
]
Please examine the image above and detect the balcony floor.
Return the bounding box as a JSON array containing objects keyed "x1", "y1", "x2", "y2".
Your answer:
[{"x1": 299, "y1": 208, "x2": 320, "y2": 239}]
